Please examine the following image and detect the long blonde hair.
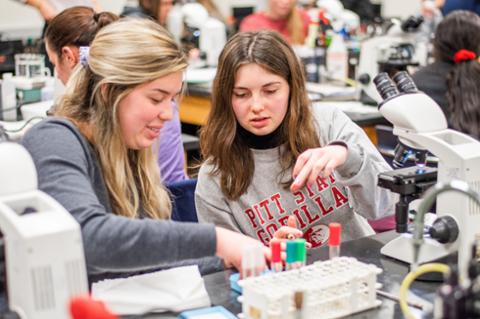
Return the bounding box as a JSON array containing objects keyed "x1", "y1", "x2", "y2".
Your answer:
[
  {"x1": 200, "y1": 31, "x2": 319, "y2": 200},
  {"x1": 56, "y1": 18, "x2": 188, "y2": 219}
]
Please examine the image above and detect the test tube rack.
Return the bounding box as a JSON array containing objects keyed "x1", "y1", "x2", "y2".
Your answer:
[{"x1": 238, "y1": 257, "x2": 382, "y2": 319}]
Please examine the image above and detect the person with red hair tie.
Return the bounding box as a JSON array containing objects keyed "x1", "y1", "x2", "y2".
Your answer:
[{"x1": 412, "y1": 10, "x2": 480, "y2": 139}]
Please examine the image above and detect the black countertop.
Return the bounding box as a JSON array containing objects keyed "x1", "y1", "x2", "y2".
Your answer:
[{"x1": 136, "y1": 230, "x2": 439, "y2": 319}]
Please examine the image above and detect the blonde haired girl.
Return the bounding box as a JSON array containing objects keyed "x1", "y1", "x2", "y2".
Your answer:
[{"x1": 23, "y1": 18, "x2": 265, "y2": 281}]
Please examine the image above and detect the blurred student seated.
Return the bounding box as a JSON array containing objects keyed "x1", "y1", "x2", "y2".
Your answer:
[
  {"x1": 412, "y1": 10, "x2": 480, "y2": 140},
  {"x1": 240, "y1": 0, "x2": 311, "y2": 45}
]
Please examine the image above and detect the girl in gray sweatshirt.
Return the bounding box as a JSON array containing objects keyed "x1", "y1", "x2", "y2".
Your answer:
[{"x1": 196, "y1": 30, "x2": 395, "y2": 248}]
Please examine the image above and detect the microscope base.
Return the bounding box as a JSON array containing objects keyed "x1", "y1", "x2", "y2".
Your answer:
[{"x1": 381, "y1": 234, "x2": 452, "y2": 265}]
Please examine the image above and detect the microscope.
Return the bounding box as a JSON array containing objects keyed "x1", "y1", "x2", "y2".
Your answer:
[
  {"x1": 0, "y1": 137, "x2": 88, "y2": 318},
  {"x1": 373, "y1": 71, "x2": 480, "y2": 282},
  {"x1": 357, "y1": 15, "x2": 428, "y2": 104},
  {"x1": 167, "y1": 3, "x2": 226, "y2": 67}
]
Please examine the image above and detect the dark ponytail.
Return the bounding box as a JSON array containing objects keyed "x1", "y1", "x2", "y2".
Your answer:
[
  {"x1": 433, "y1": 10, "x2": 480, "y2": 139},
  {"x1": 45, "y1": 6, "x2": 118, "y2": 58},
  {"x1": 95, "y1": 11, "x2": 117, "y2": 29},
  {"x1": 446, "y1": 59, "x2": 480, "y2": 139}
]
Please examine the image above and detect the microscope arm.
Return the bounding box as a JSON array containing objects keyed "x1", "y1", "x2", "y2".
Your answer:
[{"x1": 394, "y1": 128, "x2": 480, "y2": 166}]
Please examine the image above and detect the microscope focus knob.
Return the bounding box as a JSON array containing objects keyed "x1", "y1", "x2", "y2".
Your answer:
[
  {"x1": 429, "y1": 216, "x2": 459, "y2": 244},
  {"x1": 358, "y1": 73, "x2": 371, "y2": 85}
]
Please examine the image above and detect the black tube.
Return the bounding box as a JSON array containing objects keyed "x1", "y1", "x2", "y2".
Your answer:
[
  {"x1": 392, "y1": 71, "x2": 418, "y2": 93},
  {"x1": 373, "y1": 72, "x2": 399, "y2": 100}
]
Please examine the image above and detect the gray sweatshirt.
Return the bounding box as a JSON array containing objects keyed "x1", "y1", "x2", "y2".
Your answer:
[
  {"x1": 196, "y1": 105, "x2": 394, "y2": 247},
  {"x1": 21, "y1": 117, "x2": 221, "y2": 282}
]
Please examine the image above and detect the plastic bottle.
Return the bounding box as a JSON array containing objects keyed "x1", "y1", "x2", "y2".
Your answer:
[
  {"x1": 305, "y1": 22, "x2": 319, "y2": 49},
  {"x1": 1, "y1": 73, "x2": 17, "y2": 121},
  {"x1": 326, "y1": 33, "x2": 348, "y2": 82}
]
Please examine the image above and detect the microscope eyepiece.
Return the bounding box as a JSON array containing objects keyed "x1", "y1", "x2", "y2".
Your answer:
[
  {"x1": 400, "y1": 15, "x2": 424, "y2": 32},
  {"x1": 392, "y1": 71, "x2": 418, "y2": 94},
  {"x1": 373, "y1": 72, "x2": 399, "y2": 101}
]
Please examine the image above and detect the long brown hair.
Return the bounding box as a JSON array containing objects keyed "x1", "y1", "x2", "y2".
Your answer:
[
  {"x1": 200, "y1": 30, "x2": 319, "y2": 200},
  {"x1": 45, "y1": 6, "x2": 118, "y2": 58},
  {"x1": 56, "y1": 19, "x2": 188, "y2": 219},
  {"x1": 287, "y1": 6, "x2": 306, "y2": 44},
  {"x1": 433, "y1": 10, "x2": 480, "y2": 139}
]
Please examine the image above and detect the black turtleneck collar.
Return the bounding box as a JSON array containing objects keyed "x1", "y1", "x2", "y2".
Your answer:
[{"x1": 238, "y1": 124, "x2": 286, "y2": 150}]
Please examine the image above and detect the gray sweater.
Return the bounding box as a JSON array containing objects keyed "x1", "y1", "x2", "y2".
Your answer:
[
  {"x1": 196, "y1": 105, "x2": 394, "y2": 247},
  {"x1": 22, "y1": 117, "x2": 221, "y2": 282}
]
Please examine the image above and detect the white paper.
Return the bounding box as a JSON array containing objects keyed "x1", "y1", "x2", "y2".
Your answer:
[
  {"x1": 92, "y1": 265, "x2": 211, "y2": 315},
  {"x1": 313, "y1": 101, "x2": 380, "y2": 114},
  {"x1": 306, "y1": 82, "x2": 358, "y2": 98}
]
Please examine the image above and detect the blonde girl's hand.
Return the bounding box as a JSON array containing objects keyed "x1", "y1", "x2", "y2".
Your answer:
[
  {"x1": 215, "y1": 227, "x2": 270, "y2": 272},
  {"x1": 290, "y1": 145, "x2": 348, "y2": 193},
  {"x1": 271, "y1": 215, "x2": 312, "y2": 249}
]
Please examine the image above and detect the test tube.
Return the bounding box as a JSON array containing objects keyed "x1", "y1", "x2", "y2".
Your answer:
[
  {"x1": 286, "y1": 240, "x2": 297, "y2": 270},
  {"x1": 295, "y1": 238, "x2": 307, "y2": 268},
  {"x1": 242, "y1": 244, "x2": 265, "y2": 278},
  {"x1": 294, "y1": 291, "x2": 304, "y2": 319},
  {"x1": 329, "y1": 223, "x2": 341, "y2": 259},
  {"x1": 270, "y1": 240, "x2": 283, "y2": 272}
]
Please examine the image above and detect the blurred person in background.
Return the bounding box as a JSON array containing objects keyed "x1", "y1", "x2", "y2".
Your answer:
[
  {"x1": 240, "y1": 0, "x2": 311, "y2": 45},
  {"x1": 437, "y1": 0, "x2": 480, "y2": 15},
  {"x1": 412, "y1": 10, "x2": 480, "y2": 139},
  {"x1": 14, "y1": 0, "x2": 101, "y2": 24}
]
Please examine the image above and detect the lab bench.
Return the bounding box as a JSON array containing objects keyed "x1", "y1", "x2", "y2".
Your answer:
[{"x1": 137, "y1": 230, "x2": 438, "y2": 319}]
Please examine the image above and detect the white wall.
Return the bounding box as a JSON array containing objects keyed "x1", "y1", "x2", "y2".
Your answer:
[
  {"x1": 0, "y1": 0, "x2": 127, "y2": 40},
  {"x1": 381, "y1": 0, "x2": 422, "y2": 19}
]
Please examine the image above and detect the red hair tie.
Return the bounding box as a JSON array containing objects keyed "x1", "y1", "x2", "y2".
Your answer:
[{"x1": 453, "y1": 49, "x2": 477, "y2": 64}]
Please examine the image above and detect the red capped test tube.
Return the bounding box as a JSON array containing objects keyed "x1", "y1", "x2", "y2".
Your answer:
[
  {"x1": 329, "y1": 223, "x2": 341, "y2": 259},
  {"x1": 270, "y1": 240, "x2": 283, "y2": 272}
]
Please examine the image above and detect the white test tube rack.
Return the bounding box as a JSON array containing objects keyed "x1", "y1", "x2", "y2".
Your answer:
[{"x1": 238, "y1": 257, "x2": 382, "y2": 319}]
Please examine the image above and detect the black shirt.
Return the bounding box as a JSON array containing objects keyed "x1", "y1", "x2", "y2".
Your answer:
[{"x1": 411, "y1": 61, "x2": 453, "y2": 124}]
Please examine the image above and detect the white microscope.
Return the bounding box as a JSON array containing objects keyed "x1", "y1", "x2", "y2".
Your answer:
[
  {"x1": 167, "y1": 2, "x2": 226, "y2": 67},
  {"x1": 0, "y1": 137, "x2": 88, "y2": 318},
  {"x1": 374, "y1": 72, "x2": 480, "y2": 282},
  {"x1": 357, "y1": 16, "x2": 429, "y2": 104}
]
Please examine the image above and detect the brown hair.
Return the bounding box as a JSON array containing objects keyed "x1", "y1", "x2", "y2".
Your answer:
[
  {"x1": 139, "y1": 0, "x2": 173, "y2": 22},
  {"x1": 287, "y1": 7, "x2": 306, "y2": 44},
  {"x1": 200, "y1": 30, "x2": 319, "y2": 200},
  {"x1": 45, "y1": 6, "x2": 118, "y2": 58},
  {"x1": 433, "y1": 10, "x2": 480, "y2": 139}
]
